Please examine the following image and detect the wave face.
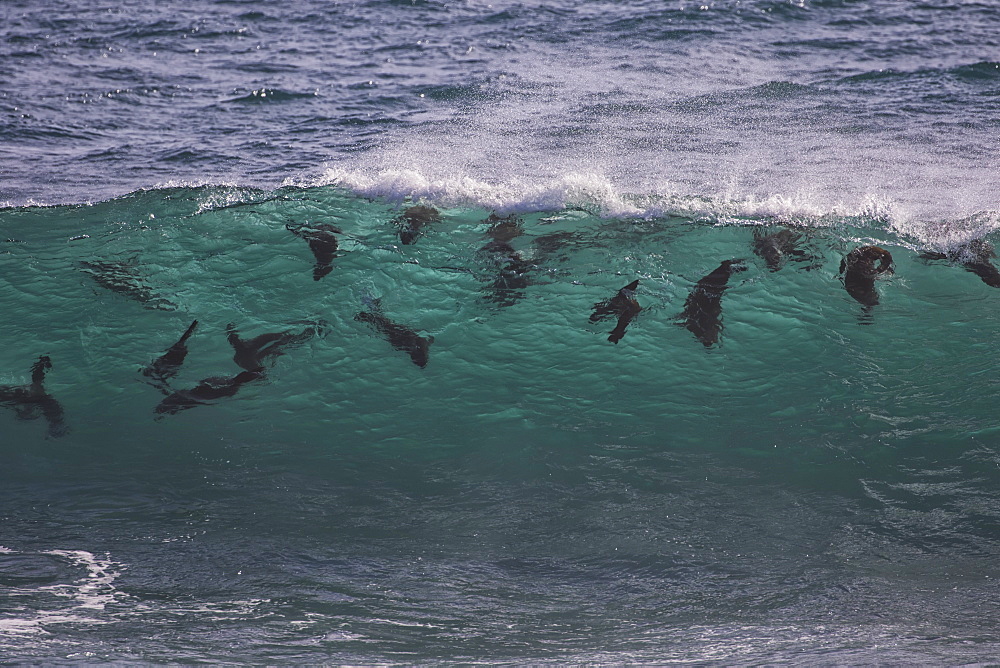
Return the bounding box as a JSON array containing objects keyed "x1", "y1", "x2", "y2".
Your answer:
[
  {"x1": 3, "y1": 186, "x2": 1000, "y2": 663},
  {"x1": 4, "y1": 0, "x2": 1000, "y2": 663}
]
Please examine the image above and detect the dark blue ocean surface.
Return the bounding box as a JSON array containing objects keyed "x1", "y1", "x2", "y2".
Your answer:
[{"x1": 3, "y1": 0, "x2": 1000, "y2": 663}]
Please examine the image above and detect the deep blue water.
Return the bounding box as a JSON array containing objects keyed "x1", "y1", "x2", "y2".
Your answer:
[{"x1": 3, "y1": 0, "x2": 1000, "y2": 663}]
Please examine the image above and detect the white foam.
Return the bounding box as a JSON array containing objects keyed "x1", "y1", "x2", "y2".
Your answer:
[
  {"x1": 0, "y1": 546, "x2": 125, "y2": 636},
  {"x1": 292, "y1": 164, "x2": 914, "y2": 228}
]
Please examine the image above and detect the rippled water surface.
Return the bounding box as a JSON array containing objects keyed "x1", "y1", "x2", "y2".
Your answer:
[{"x1": 3, "y1": 0, "x2": 1000, "y2": 663}]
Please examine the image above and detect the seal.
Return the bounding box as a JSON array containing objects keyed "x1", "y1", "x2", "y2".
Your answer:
[
  {"x1": 0, "y1": 355, "x2": 68, "y2": 438},
  {"x1": 479, "y1": 214, "x2": 532, "y2": 307},
  {"x1": 839, "y1": 245, "x2": 893, "y2": 308},
  {"x1": 80, "y1": 258, "x2": 176, "y2": 311},
  {"x1": 679, "y1": 259, "x2": 746, "y2": 348},
  {"x1": 355, "y1": 301, "x2": 433, "y2": 367},
  {"x1": 286, "y1": 222, "x2": 341, "y2": 281},
  {"x1": 226, "y1": 323, "x2": 324, "y2": 372},
  {"x1": 920, "y1": 238, "x2": 1000, "y2": 288},
  {"x1": 395, "y1": 205, "x2": 441, "y2": 245},
  {"x1": 140, "y1": 319, "x2": 198, "y2": 391},
  {"x1": 590, "y1": 279, "x2": 641, "y2": 344},
  {"x1": 154, "y1": 370, "x2": 263, "y2": 417},
  {"x1": 751, "y1": 227, "x2": 816, "y2": 272}
]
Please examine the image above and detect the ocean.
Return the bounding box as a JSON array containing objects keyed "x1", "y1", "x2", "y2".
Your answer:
[{"x1": 3, "y1": 0, "x2": 1000, "y2": 663}]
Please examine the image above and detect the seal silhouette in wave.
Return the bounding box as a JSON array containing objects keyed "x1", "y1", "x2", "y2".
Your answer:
[
  {"x1": 839, "y1": 245, "x2": 893, "y2": 309},
  {"x1": 154, "y1": 370, "x2": 263, "y2": 417},
  {"x1": 590, "y1": 279, "x2": 641, "y2": 344},
  {"x1": 140, "y1": 320, "x2": 198, "y2": 391},
  {"x1": 752, "y1": 227, "x2": 817, "y2": 272},
  {"x1": 0, "y1": 355, "x2": 67, "y2": 437},
  {"x1": 395, "y1": 205, "x2": 440, "y2": 245},
  {"x1": 919, "y1": 238, "x2": 1000, "y2": 288},
  {"x1": 355, "y1": 299, "x2": 433, "y2": 367},
  {"x1": 679, "y1": 259, "x2": 746, "y2": 348},
  {"x1": 226, "y1": 323, "x2": 325, "y2": 372},
  {"x1": 479, "y1": 214, "x2": 532, "y2": 307},
  {"x1": 286, "y1": 222, "x2": 341, "y2": 281}
]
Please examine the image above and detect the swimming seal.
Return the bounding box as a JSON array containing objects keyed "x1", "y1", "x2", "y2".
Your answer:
[
  {"x1": 920, "y1": 238, "x2": 1000, "y2": 288},
  {"x1": 0, "y1": 355, "x2": 68, "y2": 438},
  {"x1": 679, "y1": 259, "x2": 746, "y2": 348},
  {"x1": 590, "y1": 279, "x2": 641, "y2": 344},
  {"x1": 226, "y1": 323, "x2": 324, "y2": 372},
  {"x1": 286, "y1": 222, "x2": 341, "y2": 281},
  {"x1": 752, "y1": 227, "x2": 816, "y2": 272},
  {"x1": 479, "y1": 214, "x2": 532, "y2": 307},
  {"x1": 154, "y1": 370, "x2": 263, "y2": 417},
  {"x1": 80, "y1": 258, "x2": 176, "y2": 311},
  {"x1": 395, "y1": 205, "x2": 441, "y2": 245},
  {"x1": 839, "y1": 245, "x2": 893, "y2": 308},
  {"x1": 355, "y1": 303, "x2": 433, "y2": 367},
  {"x1": 141, "y1": 320, "x2": 198, "y2": 391}
]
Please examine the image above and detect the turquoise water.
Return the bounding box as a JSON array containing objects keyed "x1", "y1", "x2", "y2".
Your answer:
[{"x1": 4, "y1": 185, "x2": 1000, "y2": 662}]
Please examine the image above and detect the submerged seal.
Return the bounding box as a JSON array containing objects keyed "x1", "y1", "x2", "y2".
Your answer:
[
  {"x1": 679, "y1": 259, "x2": 746, "y2": 348},
  {"x1": 839, "y1": 245, "x2": 893, "y2": 308},
  {"x1": 752, "y1": 227, "x2": 816, "y2": 272},
  {"x1": 395, "y1": 205, "x2": 441, "y2": 245},
  {"x1": 0, "y1": 355, "x2": 68, "y2": 438},
  {"x1": 590, "y1": 279, "x2": 641, "y2": 344},
  {"x1": 80, "y1": 258, "x2": 176, "y2": 311},
  {"x1": 355, "y1": 302, "x2": 433, "y2": 367},
  {"x1": 226, "y1": 323, "x2": 325, "y2": 372},
  {"x1": 479, "y1": 214, "x2": 532, "y2": 308},
  {"x1": 154, "y1": 370, "x2": 263, "y2": 417},
  {"x1": 141, "y1": 320, "x2": 198, "y2": 391},
  {"x1": 286, "y1": 222, "x2": 341, "y2": 281},
  {"x1": 920, "y1": 238, "x2": 1000, "y2": 288}
]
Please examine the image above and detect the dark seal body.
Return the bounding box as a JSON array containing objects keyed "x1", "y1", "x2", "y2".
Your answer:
[
  {"x1": 396, "y1": 205, "x2": 441, "y2": 245},
  {"x1": 680, "y1": 260, "x2": 746, "y2": 348},
  {"x1": 839, "y1": 246, "x2": 893, "y2": 307},
  {"x1": 154, "y1": 370, "x2": 263, "y2": 416},
  {"x1": 355, "y1": 310, "x2": 433, "y2": 367},
  {"x1": 920, "y1": 239, "x2": 1000, "y2": 288},
  {"x1": 141, "y1": 320, "x2": 198, "y2": 390},
  {"x1": 0, "y1": 355, "x2": 68, "y2": 438},
  {"x1": 287, "y1": 223, "x2": 341, "y2": 281},
  {"x1": 479, "y1": 215, "x2": 531, "y2": 308},
  {"x1": 590, "y1": 280, "x2": 641, "y2": 344},
  {"x1": 226, "y1": 323, "x2": 324, "y2": 372}
]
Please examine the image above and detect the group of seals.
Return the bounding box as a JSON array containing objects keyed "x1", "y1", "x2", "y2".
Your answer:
[
  {"x1": 142, "y1": 320, "x2": 323, "y2": 417},
  {"x1": 11, "y1": 209, "x2": 996, "y2": 437}
]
